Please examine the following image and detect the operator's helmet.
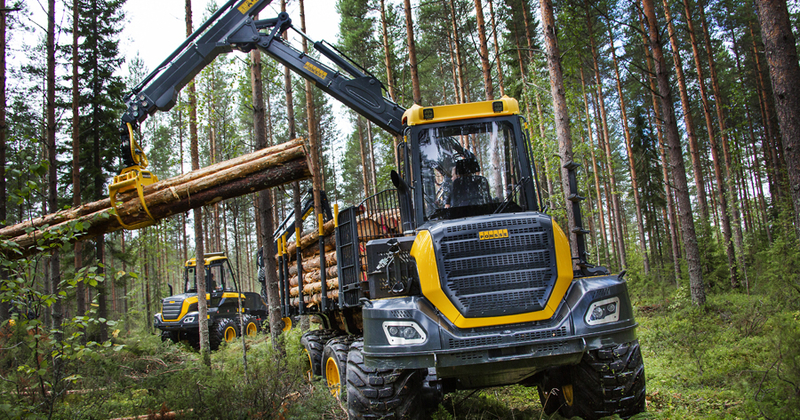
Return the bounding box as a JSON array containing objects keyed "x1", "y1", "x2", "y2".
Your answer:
[{"x1": 455, "y1": 156, "x2": 481, "y2": 176}]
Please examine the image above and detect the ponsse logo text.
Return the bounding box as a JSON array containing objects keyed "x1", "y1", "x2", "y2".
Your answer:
[{"x1": 478, "y1": 229, "x2": 509, "y2": 241}]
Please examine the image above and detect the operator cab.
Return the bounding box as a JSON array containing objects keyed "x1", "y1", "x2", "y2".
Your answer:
[
  {"x1": 402, "y1": 96, "x2": 541, "y2": 223},
  {"x1": 184, "y1": 252, "x2": 239, "y2": 295}
]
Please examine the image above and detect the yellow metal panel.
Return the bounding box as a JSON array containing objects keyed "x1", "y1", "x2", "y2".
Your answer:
[
  {"x1": 402, "y1": 96, "x2": 519, "y2": 126},
  {"x1": 237, "y1": 0, "x2": 258, "y2": 14},
  {"x1": 410, "y1": 222, "x2": 574, "y2": 329}
]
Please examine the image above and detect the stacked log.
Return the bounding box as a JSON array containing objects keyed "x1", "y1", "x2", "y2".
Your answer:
[
  {"x1": 279, "y1": 206, "x2": 402, "y2": 309},
  {"x1": 0, "y1": 139, "x2": 311, "y2": 259}
]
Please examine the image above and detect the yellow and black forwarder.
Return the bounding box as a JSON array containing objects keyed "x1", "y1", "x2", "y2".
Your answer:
[
  {"x1": 117, "y1": 1, "x2": 644, "y2": 418},
  {"x1": 155, "y1": 253, "x2": 266, "y2": 350}
]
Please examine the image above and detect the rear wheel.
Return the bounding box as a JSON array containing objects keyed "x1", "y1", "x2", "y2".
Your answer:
[
  {"x1": 556, "y1": 340, "x2": 646, "y2": 420},
  {"x1": 237, "y1": 315, "x2": 260, "y2": 337},
  {"x1": 346, "y1": 339, "x2": 425, "y2": 420},
  {"x1": 322, "y1": 336, "x2": 353, "y2": 400},
  {"x1": 300, "y1": 329, "x2": 340, "y2": 377},
  {"x1": 210, "y1": 318, "x2": 237, "y2": 351}
]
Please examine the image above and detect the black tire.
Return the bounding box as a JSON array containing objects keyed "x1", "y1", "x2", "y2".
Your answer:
[
  {"x1": 209, "y1": 318, "x2": 238, "y2": 351},
  {"x1": 300, "y1": 329, "x2": 340, "y2": 377},
  {"x1": 322, "y1": 336, "x2": 353, "y2": 400},
  {"x1": 559, "y1": 340, "x2": 646, "y2": 420},
  {"x1": 236, "y1": 315, "x2": 260, "y2": 337},
  {"x1": 346, "y1": 339, "x2": 425, "y2": 420}
]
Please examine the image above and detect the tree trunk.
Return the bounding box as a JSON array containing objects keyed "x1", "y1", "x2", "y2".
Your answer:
[
  {"x1": 186, "y1": 0, "x2": 210, "y2": 365},
  {"x1": 639, "y1": 21, "x2": 682, "y2": 282},
  {"x1": 72, "y1": 0, "x2": 85, "y2": 316},
  {"x1": 357, "y1": 118, "x2": 370, "y2": 198},
  {"x1": 643, "y1": 0, "x2": 705, "y2": 304},
  {"x1": 474, "y1": 0, "x2": 493, "y2": 100},
  {"x1": 403, "y1": 0, "x2": 421, "y2": 104},
  {"x1": 750, "y1": 23, "x2": 783, "y2": 203},
  {"x1": 540, "y1": 0, "x2": 578, "y2": 260},
  {"x1": 489, "y1": 0, "x2": 504, "y2": 97},
  {"x1": 700, "y1": 5, "x2": 743, "y2": 288},
  {"x1": 379, "y1": 0, "x2": 401, "y2": 165},
  {"x1": 683, "y1": 0, "x2": 738, "y2": 287},
  {"x1": 662, "y1": 0, "x2": 708, "y2": 226},
  {"x1": 579, "y1": 66, "x2": 610, "y2": 267},
  {"x1": 608, "y1": 27, "x2": 649, "y2": 274},
  {"x1": 755, "y1": 0, "x2": 800, "y2": 240},
  {"x1": 0, "y1": 0, "x2": 6, "y2": 320},
  {"x1": 587, "y1": 10, "x2": 626, "y2": 269},
  {"x1": 46, "y1": 0, "x2": 63, "y2": 388},
  {"x1": 447, "y1": 0, "x2": 467, "y2": 103}
]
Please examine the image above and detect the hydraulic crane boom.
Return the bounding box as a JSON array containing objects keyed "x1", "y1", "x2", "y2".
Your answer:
[{"x1": 119, "y1": 0, "x2": 404, "y2": 168}]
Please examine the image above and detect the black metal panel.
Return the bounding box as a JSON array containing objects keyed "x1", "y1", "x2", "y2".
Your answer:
[
  {"x1": 431, "y1": 214, "x2": 557, "y2": 318},
  {"x1": 336, "y1": 206, "x2": 362, "y2": 308}
]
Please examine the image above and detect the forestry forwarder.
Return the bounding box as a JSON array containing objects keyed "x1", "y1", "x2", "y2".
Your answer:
[
  {"x1": 113, "y1": 1, "x2": 645, "y2": 419},
  {"x1": 154, "y1": 252, "x2": 267, "y2": 350}
]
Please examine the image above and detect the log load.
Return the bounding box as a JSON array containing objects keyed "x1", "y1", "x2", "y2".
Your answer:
[
  {"x1": 279, "y1": 205, "x2": 402, "y2": 308},
  {"x1": 1, "y1": 139, "x2": 310, "y2": 259}
]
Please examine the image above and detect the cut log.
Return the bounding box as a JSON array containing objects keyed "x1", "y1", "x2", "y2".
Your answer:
[
  {"x1": 288, "y1": 250, "x2": 337, "y2": 276},
  {"x1": 2, "y1": 140, "x2": 310, "y2": 259},
  {"x1": 288, "y1": 265, "x2": 338, "y2": 287}
]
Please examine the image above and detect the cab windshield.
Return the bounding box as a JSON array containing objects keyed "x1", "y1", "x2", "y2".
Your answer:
[
  {"x1": 184, "y1": 262, "x2": 237, "y2": 293},
  {"x1": 417, "y1": 120, "x2": 526, "y2": 220}
]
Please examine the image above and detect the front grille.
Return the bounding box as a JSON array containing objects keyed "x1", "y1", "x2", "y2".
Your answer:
[
  {"x1": 162, "y1": 300, "x2": 184, "y2": 321},
  {"x1": 446, "y1": 326, "x2": 569, "y2": 349},
  {"x1": 434, "y1": 215, "x2": 556, "y2": 318}
]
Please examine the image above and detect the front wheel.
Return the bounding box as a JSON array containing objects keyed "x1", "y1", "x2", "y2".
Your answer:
[
  {"x1": 346, "y1": 340, "x2": 425, "y2": 420},
  {"x1": 554, "y1": 340, "x2": 646, "y2": 420},
  {"x1": 210, "y1": 318, "x2": 238, "y2": 351},
  {"x1": 322, "y1": 336, "x2": 352, "y2": 400}
]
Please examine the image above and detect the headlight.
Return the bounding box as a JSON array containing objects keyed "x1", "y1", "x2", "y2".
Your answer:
[
  {"x1": 585, "y1": 297, "x2": 620, "y2": 326},
  {"x1": 382, "y1": 321, "x2": 426, "y2": 345},
  {"x1": 183, "y1": 316, "x2": 196, "y2": 324}
]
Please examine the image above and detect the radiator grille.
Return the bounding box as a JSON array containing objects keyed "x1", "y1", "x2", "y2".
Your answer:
[
  {"x1": 434, "y1": 216, "x2": 556, "y2": 318},
  {"x1": 162, "y1": 300, "x2": 184, "y2": 321}
]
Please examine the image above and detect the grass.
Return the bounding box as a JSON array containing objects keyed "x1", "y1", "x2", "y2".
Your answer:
[{"x1": 3, "y1": 284, "x2": 799, "y2": 419}]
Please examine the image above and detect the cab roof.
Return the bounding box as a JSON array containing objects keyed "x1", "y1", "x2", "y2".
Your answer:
[
  {"x1": 185, "y1": 252, "x2": 228, "y2": 267},
  {"x1": 402, "y1": 96, "x2": 520, "y2": 127}
]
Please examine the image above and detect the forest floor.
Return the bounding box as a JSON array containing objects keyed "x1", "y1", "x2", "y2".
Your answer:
[{"x1": 5, "y1": 285, "x2": 798, "y2": 419}]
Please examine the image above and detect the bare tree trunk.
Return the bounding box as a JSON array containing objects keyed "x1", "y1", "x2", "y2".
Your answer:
[
  {"x1": 474, "y1": 0, "x2": 493, "y2": 100},
  {"x1": 587, "y1": 11, "x2": 626, "y2": 269},
  {"x1": 643, "y1": 0, "x2": 705, "y2": 304},
  {"x1": 662, "y1": 0, "x2": 708, "y2": 225},
  {"x1": 540, "y1": 0, "x2": 578, "y2": 259},
  {"x1": 731, "y1": 30, "x2": 772, "y2": 243},
  {"x1": 357, "y1": 118, "x2": 370, "y2": 198},
  {"x1": 683, "y1": 0, "x2": 738, "y2": 287},
  {"x1": 71, "y1": 0, "x2": 84, "y2": 316},
  {"x1": 750, "y1": 23, "x2": 782, "y2": 202},
  {"x1": 251, "y1": 44, "x2": 281, "y2": 347},
  {"x1": 186, "y1": 0, "x2": 210, "y2": 365},
  {"x1": 579, "y1": 66, "x2": 610, "y2": 266},
  {"x1": 0, "y1": 0, "x2": 6, "y2": 320},
  {"x1": 489, "y1": 0, "x2": 504, "y2": 97},
  {"x1": 448, "y1": 0, "x2": 467, "y2": 103},
  {"x1": 639, "y1": 22, "x2": 682, "y2": 282},
  {"x1": 755, "y1": 0, "x2": 800, "y2": 240},
  {"x1": 403, "y1": 0, "x2": 421, "y2": 104},
  {"x1": 608, "y1": 27, "x2": 649, "y2": 274},
  {"x1": 379, "y1": 0, "x2": 401, "y2": 166},
  {"x1": 700, "y1": 5, "x2": 743, "y2": 288},
  {"x1": 46, "y1": 0, "x2": 63, "y2": 380}
]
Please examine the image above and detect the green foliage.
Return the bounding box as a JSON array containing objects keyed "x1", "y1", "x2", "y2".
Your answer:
[{"x1": 1, "y1": 328, "x2": 340, "y2": 419}]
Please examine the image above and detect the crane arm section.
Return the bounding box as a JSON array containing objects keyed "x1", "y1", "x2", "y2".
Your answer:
[{"x1": 119, "y1": 0, "x2": 404, "y2": 167}]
